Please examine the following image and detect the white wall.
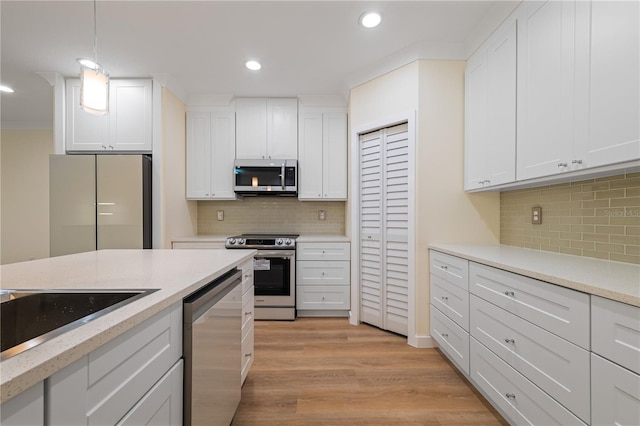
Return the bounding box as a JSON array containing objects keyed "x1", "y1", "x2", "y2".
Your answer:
[
  {"x1": 349, "y1": 60, "x2": 500, "y2": 344},
  {"x1": 0, "y1": 130, "x2": 55, "y2": 264},
  {"x1": 160, "y1": 88, "x2": 197, "y2": 247}
]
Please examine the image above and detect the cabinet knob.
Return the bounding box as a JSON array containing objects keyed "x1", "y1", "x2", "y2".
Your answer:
[
  {"x1": 504, "y1": 338, "x2": 515, "y2": 344},
  {"x1": 505, "y1": 393, "x2": 516, "y2": 400},
  {"x1": 557, "y1": 162, "x2": 568, "y2": 167},
  {"x1": 504, "y1": 290, "x2": 515, "y2": 297},
  {"x1": 572, "y1": 159, "x2": 583, "y2": 164}
]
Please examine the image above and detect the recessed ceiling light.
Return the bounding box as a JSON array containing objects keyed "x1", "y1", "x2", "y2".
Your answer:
[
  {"x1": 0, "y1": 85, "x2": 15, "y2": 93},
  {"x1": 245, "y1": 60, "x2": 262, "y2": 71},
  {"x1": 359, "y1": 11, "x2": 381, "y2": 28}
]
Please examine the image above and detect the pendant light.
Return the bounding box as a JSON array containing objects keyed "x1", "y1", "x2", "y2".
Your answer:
[{"x1": 79, "y1": 0, "x2": 109, "y2": 115}]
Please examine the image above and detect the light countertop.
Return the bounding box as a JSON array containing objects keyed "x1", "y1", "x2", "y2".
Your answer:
[
  {"x1": 0, "y1": 248, "x2": 255, "y2": 403},
  {"x1": 429, "y1": 244, "x2": 640, "y2": 307}
]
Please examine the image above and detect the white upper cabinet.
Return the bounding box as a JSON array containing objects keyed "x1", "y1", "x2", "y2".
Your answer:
[
  {"x1": 298, "y1": 108, "x2": 347, "y2": 200},
  {"x1": 66, "y1": 79, "x2": 152, "y2": 152},
  {"x1": 465, "y1": 21, "x2": 517, "y2": 190},
  {"x1": 516, "y1": 1, "x2": 576, "y2": 180},
  {"x1": 236, "y1": 98, "x2": 298, "y2": 159},
  {"x1": 574, "y1": 0, "x2": 640, "y2": 168},
  {"x1": 186, "y1": 109, "x2": 236, "y2": 200}
]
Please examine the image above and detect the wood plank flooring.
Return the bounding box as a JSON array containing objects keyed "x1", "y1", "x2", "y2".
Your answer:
[{"x1": 232, "y1": 318, "x2": 508, "y2": 426}]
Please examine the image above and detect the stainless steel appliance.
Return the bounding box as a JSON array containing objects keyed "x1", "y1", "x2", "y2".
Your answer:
[
  {"x1": 49, "y1": 154, "x2": 152, "y2": 257},
  {"x1": 233, "y1": 159, "x2": 297, "y2": 196},
  {"x1": 183, "y1": 268, "x2": 242, "y2": 426},
  {"x1": 226, "y1": 233, "x2": 298, "y2": 320}
]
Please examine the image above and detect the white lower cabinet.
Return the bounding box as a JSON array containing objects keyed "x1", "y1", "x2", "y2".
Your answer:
[
  {"x1": 46, "y1": 302, "x2": 183, "y2": 425},
  {"x1": 296, "y1": 242, "x2": 350, "y2": 316},
  {"x1": 470, "y1": 295, "x2": 590, "y2": 422},
  {"x1": 470, "y1": 339, "x2": 586, "y2": 425},
  {"x1": 0, "y1": 382, "x2": 44, "y2": 426},
  {"x1": 591, "y1": 353, "x2": 640, "y2": 426},
  {"x1": 430, "y1": 305, "x2": 470, "y2": 375},
  {"x1": 240, "y1": 258, "x2": 255, "y2": 384}
]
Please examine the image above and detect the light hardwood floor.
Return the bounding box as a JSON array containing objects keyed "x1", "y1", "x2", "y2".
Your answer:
[{"x1": 232, "y1": 317, "x2": 508, "y2": 425}]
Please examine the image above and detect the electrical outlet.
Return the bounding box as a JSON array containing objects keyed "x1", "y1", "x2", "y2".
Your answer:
[
  {"x1": 531, "y1": 206, "x2": 542, "y2": 224},
  {"x1": 217, "y1": 210, "x2": 224, "y2": 221},
  {"x1": 318, "y1": 210, "x2": 326, "y2": 221}
]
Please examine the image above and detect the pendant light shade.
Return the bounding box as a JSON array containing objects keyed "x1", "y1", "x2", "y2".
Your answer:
[
  {"x1": 80, "y1": 65, "x2": 109, "y2": 115},
  {"x1": 80, "y1": 0, "x2": 109, "y2": 115}
]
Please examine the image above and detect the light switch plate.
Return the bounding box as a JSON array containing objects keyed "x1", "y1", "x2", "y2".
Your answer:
[
  {"x1": 531, "y1": 206, "x2": 542, "y2": 224},
  {"x1": 217, "y1": 210, "x2": 224, "y2": 221},
  {"x1": 318, "y1": 210, "x2": 326, "y2": 221}
]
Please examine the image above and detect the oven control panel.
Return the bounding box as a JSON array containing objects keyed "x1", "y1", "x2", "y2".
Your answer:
[{"x1": 225, "y1": 236, "x2": 296, "y2": 249}]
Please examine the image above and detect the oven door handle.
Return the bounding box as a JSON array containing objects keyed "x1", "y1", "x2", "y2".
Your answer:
[
  {"x1": 281, "y1": 162, "x2": 286, "y2": 190},
  {"x1": 255, "y1": 250, "x2": 295, "y2": 258}
]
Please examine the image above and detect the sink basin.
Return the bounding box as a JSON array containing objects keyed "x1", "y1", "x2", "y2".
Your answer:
[{"x1": 0, "y1": 289, "x2": 158, "y2": 360}]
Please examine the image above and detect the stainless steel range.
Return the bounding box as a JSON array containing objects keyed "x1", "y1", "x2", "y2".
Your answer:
[{"x1": 225, "y1": 233, "x2": 298, "y2": 320}]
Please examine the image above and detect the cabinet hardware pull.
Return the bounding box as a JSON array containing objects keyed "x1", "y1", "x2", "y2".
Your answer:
[
  {"x1": 504, "y1": 291, "x2": 515, "y2": 297},
  {"x1": 484, "y1": 179, "x2": 491, "y2": 184},
  {"x1": 504, "y1": 338, "x2": 515, "y2": 344},
  {"x1": 244, "y1": 311, "x2": 252, "y2": 316},
  {"x1": 572, "y1": 159, "x2": 583, "y2": 164},
  {"x1": 101, "y1": 145, "x2": 107, "y2": 150},
  {"x1": 441, "y1": 265, "x2": 448, "y2": 270},
  {"x1": 442, "y1": 333, "x2": 449, "y2": 338},
  {"x1": 505, "y1": 393, "x2": 516, "y2": 399},
  {"x1": 441, "y1": 296, "x2": 448, "y2": 301},
  {"x1": 557, "y1": 162, "x2": 568, "y2": 167},
  {"x1": 478, "y1": 180, "x2": 485, "y2": 185},
  {"x1": 245, "y1": 352, "x2": 252, "y2": 357}
]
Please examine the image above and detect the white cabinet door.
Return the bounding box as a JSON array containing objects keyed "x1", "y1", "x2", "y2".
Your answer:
[
  {"x1": 430, "y1": 272, "x2": 469, "y2": 332},
  {"x1": 516, "y1": 1, "x2": 576, "y2": 180},
  {"x1": 236, "y1": 98, "x2": 268, "y2": 159},
  {"x1": 66, "y1": 79, "x2": 109, "y2": 151},
  {"x1": 186, "y1": 111, "x2": 212, "y2": 199},
  {"x1": 431, "y1": 305, "x2": 470, "y2": 375},
  {"x1": 186, "y1": 109, "x2": 236, "y2": 200},
  {"x1": 574, "y1": 0, "x2": 640, "y2": 168},
  {"x1": 298, "y1": 111, "x2": 324, "y2": 199},
  {"x1": 109, "y1": 79, "x2": 152, "y2": 151},
  {"x1": 464, "y1": 21, "x2": 516, "y2": 190},
  {"x1": 267, "y1": 98, "x2": 298, "y2": 159},
  {"x1": 0, "y1": 382, "x2": 44, "y2": 426},
  {"x1": 591, "y1": 353, "x2": 640, "y2": 426},
  {"x1": 323, "y1": 112, "x2": 347, "y2": 199}
]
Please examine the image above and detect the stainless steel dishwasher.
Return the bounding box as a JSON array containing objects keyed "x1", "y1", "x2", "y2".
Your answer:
[{"x1": 183, "y1": 268, "x2": 243, "y2": 426}]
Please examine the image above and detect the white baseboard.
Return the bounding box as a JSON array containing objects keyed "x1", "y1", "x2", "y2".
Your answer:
[{"x1": 408, "y1": 334, "x2": 436, "y2": 349}]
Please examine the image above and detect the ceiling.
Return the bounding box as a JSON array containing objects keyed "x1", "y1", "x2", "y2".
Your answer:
[{"x1": 1, "y1": 1, "x2": 518, "y2": 130}]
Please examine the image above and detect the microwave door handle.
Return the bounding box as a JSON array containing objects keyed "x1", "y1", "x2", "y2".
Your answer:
[{"x1": 281, "y1": 162, "x2": 285, "y2": 190}]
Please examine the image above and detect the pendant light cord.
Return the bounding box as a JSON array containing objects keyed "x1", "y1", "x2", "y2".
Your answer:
[{"x1": 93, "y1": 0, "x2": 98, "y2": 66}]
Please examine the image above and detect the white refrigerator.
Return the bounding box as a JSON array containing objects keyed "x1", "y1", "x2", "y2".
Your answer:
[{"x1": 49, "y1": 154, "x2": 152, "y2": 257}]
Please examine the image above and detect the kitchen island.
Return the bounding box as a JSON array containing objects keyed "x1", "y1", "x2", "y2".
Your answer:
[{"x1": 0, "y1": 248, "x2": 255, "y2": 408}]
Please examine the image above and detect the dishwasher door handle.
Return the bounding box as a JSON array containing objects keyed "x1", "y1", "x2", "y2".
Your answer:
[{"x1": 184, "y1": 269, "x2": 242, "y2": 322}]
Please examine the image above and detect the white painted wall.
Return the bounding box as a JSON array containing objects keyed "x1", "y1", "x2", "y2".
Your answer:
[
  {"x1": 0, "y1": 130, "x2": 55, "y2": 264},
  {"x1": 160, "y1": 88, "x2": 197, "y2": 247},
  {"x1": 349, "y1": 60, "x2": 500, "y2": 345}
]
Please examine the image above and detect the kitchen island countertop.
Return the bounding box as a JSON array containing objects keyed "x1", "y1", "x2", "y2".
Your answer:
[
  {"x1": 429, "y1": 244, "x2": 640, "y2": 307},
  {"x1": 0, "y1": 248, "x2": 255, "y2": 403}
]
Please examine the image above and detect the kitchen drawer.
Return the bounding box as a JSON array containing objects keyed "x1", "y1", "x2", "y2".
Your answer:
[
  {"x1": 592, "y1": 296, "x2": 640, "y2": 375},
  {"x1": 241, "y1": 326, "x2": 254, "y2": 385},
  {"x1": 242, "y1": 287, "x2": 254, "y2": 336},
  {"x1": 296, "y1": 285, "x2": 350, "y2": 310},
  {"x1": 296, "y1": 242, "x2": 350, "y2": 261},
  {"x1": 470, "y1": 339, "x2": 586, "y2": 426},
  {"x1": 240, "y1": 259, "x2": 254, "y2": 294},
  {"x1": 430, "y1": 272, "x2": 469, "y2": 331},
  {"x1": 296, "y1": 260, "x2": 350, "y2": 286},
  {"x1": 469, "y1": 262, "x2": 590, "y2": 349},
  {"x1": 429, "y1": 250, "x2": 469, "y2": 291},
  {"x1": 591, "y1": 353, "x2": 640, "y2": 426},
  {"x1": 470, "y1": 295, "x2": 590, "y2": 422},
  {"x1": 430, "y1": 304, "x2": 469, "y2": 375}
]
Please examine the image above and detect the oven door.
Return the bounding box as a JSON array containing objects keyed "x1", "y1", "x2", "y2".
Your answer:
[{"x1": 253, "y1": 250, "x2": 295, "y2": 307}]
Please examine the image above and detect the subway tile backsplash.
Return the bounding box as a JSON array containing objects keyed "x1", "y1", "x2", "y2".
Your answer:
[
  {"x1": 198, "y1": 198, "x2": 346, "y2": 235},
  {"x1": 500, "y1": 173, "x2": 640, "y2": 264}
]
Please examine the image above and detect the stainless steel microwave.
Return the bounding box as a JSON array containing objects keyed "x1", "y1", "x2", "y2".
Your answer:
[{"x1": 233, "y1": 159, "x2": 297, "y2": 196}]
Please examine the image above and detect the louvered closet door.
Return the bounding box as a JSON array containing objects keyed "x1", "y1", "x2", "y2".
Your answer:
[
  {"x1": 359, "y1": 130, "x2": 383, "y2": 328},
  {"x1": 359, "y1": 123, "x2": 409, "y2": 336}
]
